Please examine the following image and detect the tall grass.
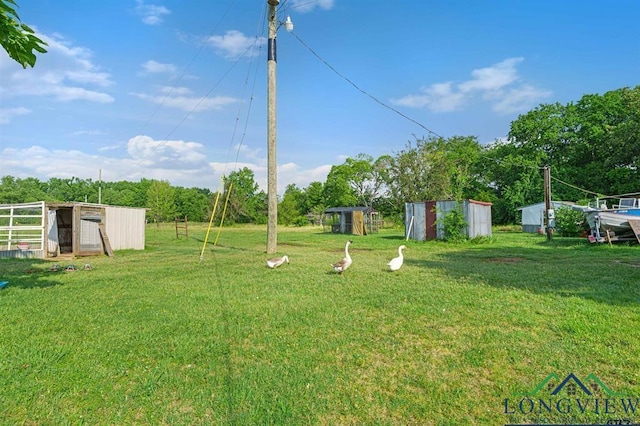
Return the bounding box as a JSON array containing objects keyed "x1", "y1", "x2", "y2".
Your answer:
[{"x1": 1, "y1": 224, "x2": 639, "y2": 424}]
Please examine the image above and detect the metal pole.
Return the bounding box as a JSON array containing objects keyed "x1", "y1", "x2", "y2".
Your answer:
[
  {"x1": 544, "y1": 165, "x2": 552, "y2": 241},
  {"x1": 266, "y1": 0, "x2": 279, "y2": 254}
]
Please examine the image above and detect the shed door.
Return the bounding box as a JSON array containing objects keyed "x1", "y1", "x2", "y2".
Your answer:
[
  {"x1": 406, "y1": 203, "x2": 427, "y2": 241},
  {"x1": 352, "y1": 211, "x2": 364, "y2": 235},
  {"x1": 425, "y1": 201, "x2": 437, "y2": 240},
  {"x1": 74, "y1": 205, "x2": 105, "y2": 256}
]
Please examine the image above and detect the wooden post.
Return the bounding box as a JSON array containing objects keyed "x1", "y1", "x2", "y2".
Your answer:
[{"x1": 175, "y1": 216, "x2": 188, "y2": 239}]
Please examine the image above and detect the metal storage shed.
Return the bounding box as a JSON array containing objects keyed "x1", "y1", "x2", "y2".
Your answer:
[
  {"x1": 322, "y1": 206, "x2": 381, "y2": 235},
  {"x1": 0, "y1": 201, "x2": 145, "y2": 259},
  {"x1": 405, "y1": 199, "x2": 492, "y2": 241},
  {"x1": 517, "y1": 201, "x2": 575, "y2": 233}
]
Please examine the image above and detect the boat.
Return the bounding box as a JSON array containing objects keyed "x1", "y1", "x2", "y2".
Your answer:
[
  {"x1": 584, "y1": 210, "x2": 640, "y2": 242},
  {"x1": 574, "y1": 195, "x2": 640, "y2": 242}
]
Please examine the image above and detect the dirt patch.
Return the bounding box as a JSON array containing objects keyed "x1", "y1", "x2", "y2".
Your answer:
[{"x1": 613, "y1": 260, "x2": 640, "y2": 268}]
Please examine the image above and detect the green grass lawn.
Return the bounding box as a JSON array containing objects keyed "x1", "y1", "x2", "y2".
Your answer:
[{"x1": 1, "y1": 224, "x2": 639, "y2": 425}]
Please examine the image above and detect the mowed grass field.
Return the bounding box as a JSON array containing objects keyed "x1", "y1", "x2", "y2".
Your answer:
[{"x1": 1, "y1": 224, "x2": 639, "y2": 425}]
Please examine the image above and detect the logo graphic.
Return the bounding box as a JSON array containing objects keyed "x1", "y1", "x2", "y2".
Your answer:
[{"x1": 503, "y1": 373, "x2": 639, "y2": 425}]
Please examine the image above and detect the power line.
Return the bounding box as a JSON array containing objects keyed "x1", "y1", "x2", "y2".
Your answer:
[
  {"x1": 550, "y1": 175, "x2": 603, "y2": 197},
  {"x1": 288, "y1": 31, "x2": 443, "y2": 139}
]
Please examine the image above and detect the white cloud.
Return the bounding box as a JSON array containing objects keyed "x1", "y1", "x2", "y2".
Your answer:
[
  {"x1": 71, "y1": 129, "x2": 106, "y2": 137},
  {"x1": 135, "y1": 0, "x2": 171, "y2": 25},
  {"x1": 140, "y1": 60, "x2": 177, "y2": 75},
  {"x1": 391, "y1": 57, "x2": 552, "y2": 114},
  {"x1": 291, "y1": 0, "x2": 335, "y2": 13},
  {"x1": 0, "y1": 138, "x2": 332, "y2": 194},
  {"x1": 210, "y1": 161, "x2": 331, "y2": 194},
  {"x1": 232, "y1": 144, "x2": 264, "y2": 163},
  {"x1": 0, "y1": 107, "x2": 30, "y2": 124},
  {"x1": 392, "y1": 82, "x2": 466, "y2": 112},
  {"x1": 458, "y1": 57, "x2": 523, "y2": 93},
  {"x1": 206, "y1": 30, "x2": 264, "y2": 59},
  {"x1": 0, "y1": 31, "x2": 114, "y2": 106},
  {"x1": 131, "y1": 86, "x2": 239, "y2": 112},
  {"x1": 127, "y1": 135, "x2": 209, "y2": 168},
  {"x1": 492, "y1": 84, "x2": 553, "y2": 114}
]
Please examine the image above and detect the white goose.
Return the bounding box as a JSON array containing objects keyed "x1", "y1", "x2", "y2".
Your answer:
[
  {"x1": 332, "y1": 240, "x2": 353, "y2": 274},
  {"x1": 266, "y1": 255, "x2": 290, "y2": 269},
  {"x1": 387, "y1": 245, "x2": 407, "y2": 271}
]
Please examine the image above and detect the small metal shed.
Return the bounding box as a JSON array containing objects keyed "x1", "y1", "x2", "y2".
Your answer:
[
  {"x1": 0, "y1": 201, "x2": 146, "y2": 259},
  {"x1": 405, "y1": 199, "x2": 492, "y2": 241},
  {"x1": 517, "y1": 201, "x2": 575, "y2": 233},
  {"x1": 322, "y1": 206, "x2": 381, "y2": 235}
]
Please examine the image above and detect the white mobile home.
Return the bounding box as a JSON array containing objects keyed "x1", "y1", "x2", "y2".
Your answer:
[{"x1": 517, "y1": 201, "x2": 575, "y2": 233}]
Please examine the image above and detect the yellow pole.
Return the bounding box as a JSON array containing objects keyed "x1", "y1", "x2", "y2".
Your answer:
[
  {"x1": 199, "y1": 176, "x2": 224, "y2": 262},
  {"x1": 213, "y1": 183, "x2": 233, "y2": 247}
]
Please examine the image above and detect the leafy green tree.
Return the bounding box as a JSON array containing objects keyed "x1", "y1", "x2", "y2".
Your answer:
[
  {"x1": 323, "y1": 164, "x2": 357, "y2": 208},
  {"x1": 249, "y1": 190, "x2": 268, "y2": 225},
  {"x1": 0, "y1": 175, "x2": 46, "y2": 203},
  {"x1": 45, "y1": 177, "x2": 96, "y2": 202},
  {"x1": 342, "y1": 154, "x2": 390, "y2": 208},
  {"x1": 279, "y1": 184, "x2": 305, "y2": 225},
  {"x1": 222, "y1": 167, "x2": 260, "y2": 224},
  {"x1": 174, "y1": 186, "x2": 210, "y2": 222},
  {"x1": 304, "y1": 181, "x2": 325, "y2": 215},
  {"x1": 506, "y1": 86, "x2": 640, "y2": 204},
  {"x1": 481, "y1": 140, "x2": 547, "y2": 224},
  {"x1": 146, "y1": 180, "x2": 176, "y2": 223},
  {"x1": 99, "y1": 180, "x2": 146, "y2": 207},
  {"x1": 1, "y1": 0, "x2": 47, "y2": 68},
  {"x1": 386, "y1": 136, "x2": 484, "y2": 208}
]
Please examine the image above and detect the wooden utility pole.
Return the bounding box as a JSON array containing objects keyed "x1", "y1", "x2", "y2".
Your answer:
[
  {"x1": 543, "y1": 165, "x2": 552, "y2": 241},
  {"x1": 266, "y1": 0, "x2": 279, "y2": 254}
]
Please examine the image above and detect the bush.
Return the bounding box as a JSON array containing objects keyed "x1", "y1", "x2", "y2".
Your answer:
[
  {"x1": 554, "y1": 206, "x2": 587, "y2": 237},
  {"x1": 292, "y1": 216, "x2": 309, "y2": 227},
  {"x1": 439, "y1": 206, "x2": 467, "y2": 243}
]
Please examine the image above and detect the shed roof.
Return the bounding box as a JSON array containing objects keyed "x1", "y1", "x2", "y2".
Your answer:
[
  {"x1": 323, "y1": 206, "x2": 376, "y2": 214},
  {"x1": 516, "y1": 201, "x2": 574, "y2": 211}
]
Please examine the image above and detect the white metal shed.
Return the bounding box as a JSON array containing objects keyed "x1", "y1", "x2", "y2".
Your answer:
[{"x1": 1, "y1": 201, "x2": 145, "y2": 259}]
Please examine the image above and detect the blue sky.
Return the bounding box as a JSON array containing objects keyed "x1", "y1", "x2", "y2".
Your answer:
[{"x1": 1, "y1": 0, "x2": 638, "y2": 194}]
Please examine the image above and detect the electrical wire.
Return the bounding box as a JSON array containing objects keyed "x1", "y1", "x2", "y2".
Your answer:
[
  {"x1": 288, "y1": 30, "x2": 443, "y2": 139},
  {"x1": 123, "y1": 1, "x2": 240, "y2": 172}
]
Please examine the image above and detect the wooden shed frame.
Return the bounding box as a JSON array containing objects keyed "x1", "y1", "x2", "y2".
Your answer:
[
  {"x1": 322, "y1": 206, "x2": 381, "y2": 235},
  {"x1": 0, "y1": 201, "x2": 145, "y2": 259}
]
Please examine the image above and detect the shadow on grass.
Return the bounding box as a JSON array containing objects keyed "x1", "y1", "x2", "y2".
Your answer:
[
  {"x1": 404, "y1": 240, "x2": 640, "y2": 306},
  {"x1": 0, "y1": 258, "x2": 65, "y2": 290},
  {"x1": 380, "y1": 235, "x2": 406, "y2": 241}
]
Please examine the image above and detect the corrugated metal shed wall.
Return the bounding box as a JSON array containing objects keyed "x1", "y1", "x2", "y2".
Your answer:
[
  {"x1": 406, "y1": 200, "x2": 492, "y2": 240},
  {"x1": 405, "y1": 202, "x2": 427, "y2": 241},
  {"x1": 465, "y1": 200, "x2": 492, "y2": 238},
  {"x1": 105, "y1": 206, "x2": 146, "y2": 250}
]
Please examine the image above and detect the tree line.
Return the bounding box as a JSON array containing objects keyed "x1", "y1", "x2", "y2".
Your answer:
[{"x1": 1, "y1": 86, "x2": 638, "y2": 226}]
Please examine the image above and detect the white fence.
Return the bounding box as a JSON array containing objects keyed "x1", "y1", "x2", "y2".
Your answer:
[{"x1": 0, "y1": 202, "x2": 46, "y2": 258}]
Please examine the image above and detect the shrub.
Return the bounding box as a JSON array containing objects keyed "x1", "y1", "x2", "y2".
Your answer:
[
  {"x1": 554, "y1": 206, "x2": 587, "y2": 237},
  {"x1": 439, "y1": 206, "x2": 467, "y2": 243},
  {"x1": 292, "y1": 216, "x2": 309, "y2": 227}
]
